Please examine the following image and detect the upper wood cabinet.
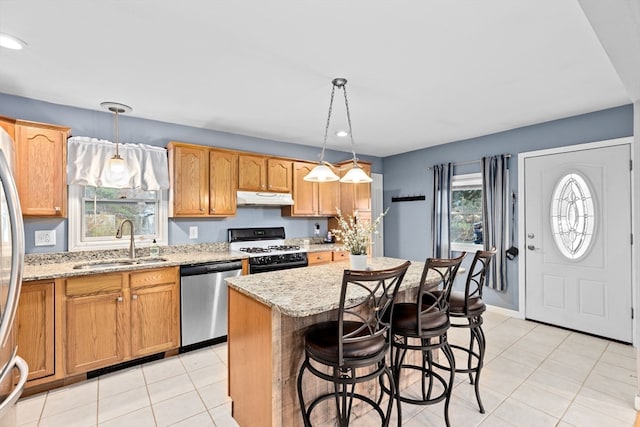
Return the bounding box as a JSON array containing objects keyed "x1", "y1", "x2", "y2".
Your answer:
[
  {"x1": 0, "y1": 115, "x2": 16, "y2": 141},
  {"x1": 15, "y1": 120, "x2": 70, "y2": 217},
  {"x1": 282, "y1": 161, "x2": 339, "y2": 217},
  {"x1": 168, "y1": 142, "x2": 237, "y2": 217},
  {"x1": 336, "y1": 161, "x2": 372, "y2": 213},
  {"x1": 238, "y1": 154, "x2": 292, "y2": 193},
  {"x1": 209, "y1": 149, "x2": 238, "y2": 216}
]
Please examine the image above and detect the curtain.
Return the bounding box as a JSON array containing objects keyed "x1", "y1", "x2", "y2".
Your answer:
[
  {"x1": 67, "y1": 136, "x2": 170, "y2": 190},
  {"x1": 482, "y1": 155, "x2": 508, "y2": 291},
  {"x1": 431, "y1": 163, "x2": 452, "y2": 258}
]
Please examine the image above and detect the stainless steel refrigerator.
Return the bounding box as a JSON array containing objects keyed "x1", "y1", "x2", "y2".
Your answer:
[{"x1": 0, "y1": 128, "x2": 27, "y2": 426}]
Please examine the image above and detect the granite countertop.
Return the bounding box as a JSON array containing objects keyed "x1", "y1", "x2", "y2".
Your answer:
[
  {"x1": 22, "y1": 240, "x2": 346, "y2": 281},
  {"x1": 226, "y1": 257, "x2": 428, "y2": 317},
  {"x1": 22, "y1": 242, "x2": 250, "y2": 281}
]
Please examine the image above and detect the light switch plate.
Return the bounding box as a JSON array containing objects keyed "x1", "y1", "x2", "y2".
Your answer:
[
  {"x1": 189, "y1": 226, "x2": 198, "y2": 239},
  {"x1": 35, "y1": 230, "x2": 56, "y2": 246}
]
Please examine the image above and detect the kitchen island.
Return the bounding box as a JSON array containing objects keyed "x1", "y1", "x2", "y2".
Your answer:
[{"x1": 226, "y1": 257, "x2": 434, "y2": 427}]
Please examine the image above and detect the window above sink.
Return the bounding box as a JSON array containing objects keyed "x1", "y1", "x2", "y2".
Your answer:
[{"x1": 68, "y1": 185, "x2": 168, "y2": 252}]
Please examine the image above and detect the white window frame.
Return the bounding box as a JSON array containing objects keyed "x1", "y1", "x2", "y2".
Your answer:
[
  {"x1": 68, "y1": 184, "x2": 169, "y2": 252},
  {"x1": 450, "y1": 173, "x2": 484, "y2": 253}
]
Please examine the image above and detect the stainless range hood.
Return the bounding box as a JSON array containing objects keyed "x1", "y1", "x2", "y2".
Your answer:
[{"x1": 236, "y1": 191, "x2": 294, "y2": 206}]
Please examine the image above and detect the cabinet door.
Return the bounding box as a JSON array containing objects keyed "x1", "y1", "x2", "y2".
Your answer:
[
  {"x1": 318, "y1": 178, "x2": 340, "y2": 216},
  {"x1": 238, "y1": 154, "x2": 266, "y2": 191},
  {"x1": 210, "y1": 150, "x2": 238, "y2": 216},
  {"x1": 288, "y1": 162, "x2": 318, "y2": 216},
  {"x1": 15, "y1": 124, "x2": 68, "y2": 216},
  {"x1": 17, "y1": 281, "x2": 54, "y2": 381},
  {"x1": 354, "y1": 163, "x2": 372, "y2": 212},
  {"x1": 308, "y1": 251, "x2": 332, "y2": 265},
  {"x1": 130, "y1": 282, "x2": 180, "y2": 357},
  {"x1": 170, "y1": 145, "x2": 209, "y2": 216},
  {"x1": 267, "y1": 158, "x2": 292, "y2": 192},
  {"x1": 0, "y1": 116, "x2": 15, "y2": 141},
  {"x1": 66, "y1": 292, "x2": 127, "y2": 374}
]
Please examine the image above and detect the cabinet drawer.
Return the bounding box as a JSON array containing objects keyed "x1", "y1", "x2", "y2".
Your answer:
[
  {"x1": 66, "y1": 274, "x2": 123, "y2": 296},
  {"x1": 130, "y1": 267, "x2": 178, "y2": 289},
  {"x1": 332, "y1": 251, "x2": 348, "y2": 262},
  {"x1": 308, "y1": 251, "x2": 332, "y2": 265}
]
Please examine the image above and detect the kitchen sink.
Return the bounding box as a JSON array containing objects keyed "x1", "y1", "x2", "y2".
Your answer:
[{"x1": 72, "y1": 258, "x2": 168, "y2": 270}]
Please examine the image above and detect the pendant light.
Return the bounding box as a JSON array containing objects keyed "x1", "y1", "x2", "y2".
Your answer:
[
  {"x1": 304, "y1": 78, "x2": 372, "y2": 183},
  {"x1": 335, "y1": 79, "x2": 372, "y2": 184},
  {"x1": 100, "y1": 101, "x2": 132, "y2": 174},
  {"x1": 303, "y1": 79, "x2": 341, "y2": 182}
]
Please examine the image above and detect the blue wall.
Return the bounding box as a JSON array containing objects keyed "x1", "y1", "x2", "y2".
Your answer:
[
  {"x1": 381, "y1": 104, "x2": 634, "y2": 311},
  {"x1": 0, "y1": 93, "x2": 382, "y2": 253}
]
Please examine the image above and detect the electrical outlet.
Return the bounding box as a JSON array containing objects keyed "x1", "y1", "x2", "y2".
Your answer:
[
  {"x1": 189, "y1": 226, "x2": 198, "y2": 239},
  {"x1": 35, "y1": 230, "x2": 56, "y2": 246}
]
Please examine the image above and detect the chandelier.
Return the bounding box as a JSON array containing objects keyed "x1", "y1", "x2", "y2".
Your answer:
[{"x1": 304, "y1": 78, "x2": 372, "y2": 184}]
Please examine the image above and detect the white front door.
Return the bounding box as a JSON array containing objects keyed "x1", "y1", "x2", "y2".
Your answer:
[{"x1": 524, "y1": 142, "x2": 632, "y2": 342}]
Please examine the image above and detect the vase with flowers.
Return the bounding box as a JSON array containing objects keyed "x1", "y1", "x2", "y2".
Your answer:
[{"x1": 331, "y1": 208, "x2": 388, "y2": 270}]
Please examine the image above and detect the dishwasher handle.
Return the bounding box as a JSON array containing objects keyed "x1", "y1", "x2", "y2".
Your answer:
[{"x1": 180, "y1": 260, "x2": 243, "y2": 276}]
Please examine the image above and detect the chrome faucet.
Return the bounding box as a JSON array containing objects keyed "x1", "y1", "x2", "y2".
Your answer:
[{"x1": 115, "y1": 219, "x2": 136, "y2": 259}]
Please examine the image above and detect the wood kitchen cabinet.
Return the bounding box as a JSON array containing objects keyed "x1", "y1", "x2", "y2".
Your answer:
[
  {"x1": 169, "y1": 143, "x2": 209, "y2": 216},
  {"x1": 0, "y1": 115, "x2": 15, "y2": 141},
  {"x1": 64, "y1": 267, "x2": 180, "y2": 375},
  {"x1": 238, "y1": 154, "x2": 292, "y2": 193},
  {"x1": 336, "y1": 161, "x2": 371, "y2": 213},
  {"x1": 65, "y1": 273, "x2": 127, "y2": 374},
  {"x1": 130, "y1": 268, "x2": 180, "y2": 357},
  {"x1": 307, "y1": 250, "x2": 349, "y2": 265},
  {"x1": 15, "y1": 120, "x2": 70, "y2": 217},
  {"x1": 16, "y1": 280, "x2": 55, "y2": 381},
  {"x1": 168, "y1": 142, "x2": 237, "y2": 217},
  {"x1": 282, "y1": 161, "x2": 340, "y2": 217},
  {"x1": 209, "y1": 149, "x2": 238, "y2": 216}
]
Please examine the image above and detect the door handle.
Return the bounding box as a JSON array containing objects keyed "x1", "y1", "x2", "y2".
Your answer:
[{"x1": 527, "y1": 245, "x2": 536, "y2": 250}]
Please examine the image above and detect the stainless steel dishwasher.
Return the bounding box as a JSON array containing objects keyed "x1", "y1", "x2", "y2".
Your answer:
[{"x1": 180, "y1": 260, "x2": 243, "y2": 349}]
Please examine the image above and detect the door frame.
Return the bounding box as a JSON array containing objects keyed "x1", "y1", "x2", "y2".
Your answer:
[{"x1": 517, "y1": 136, "x2": 634, "y2": 344}]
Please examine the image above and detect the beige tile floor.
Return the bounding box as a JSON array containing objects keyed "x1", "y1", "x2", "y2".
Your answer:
[{"x1": 16, "y1": 311, "x2": 638, "y2": 426}]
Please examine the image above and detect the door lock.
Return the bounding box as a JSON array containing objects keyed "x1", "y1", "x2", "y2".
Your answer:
[
  {"x1": 527, "y1": 233, "x2": 535, "y2": 239},
  {"x1": 527, "y1": 245, "x2": 536, "y2": 250}
]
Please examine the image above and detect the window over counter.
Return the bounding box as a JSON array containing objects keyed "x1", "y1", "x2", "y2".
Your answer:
[
  {"x1": 68, "y1": 185, "x2": 168, "y2": 251},
  {"x1": 450, "y1": 173, "x2": 483, "y2": 252}
]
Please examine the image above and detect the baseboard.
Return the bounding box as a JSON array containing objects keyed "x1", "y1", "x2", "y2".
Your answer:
[{"x1": 486, "y1": 304, "x2": 523, "y2": 319}]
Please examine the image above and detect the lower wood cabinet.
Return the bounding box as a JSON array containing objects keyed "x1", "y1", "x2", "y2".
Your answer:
[
  {"x1": 65, "y1": 267, "x2": 180, "y2": 375},
  {"x1": 17, "y1": 280, "x2": 55, "y2": 381},
  {"x1": 308, "y1": 250, "x2": 348, "y2": 265}
]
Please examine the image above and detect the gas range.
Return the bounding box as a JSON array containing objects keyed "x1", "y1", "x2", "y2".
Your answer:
[{"x1": 228, "y1": 227, "x2": 309, "y2": 274}]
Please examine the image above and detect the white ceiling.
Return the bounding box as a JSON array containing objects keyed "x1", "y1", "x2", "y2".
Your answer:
[{"x1": 0, "y1": 1, "x2": 638, "y2": 158}]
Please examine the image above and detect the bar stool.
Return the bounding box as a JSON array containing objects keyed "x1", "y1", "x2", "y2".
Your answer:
[
  {"x1": 297, "y1": 261, "x2": 411, "y2": 427},
  {"x1": 446, "y1": 248, "x2": 496, "y2": 413},
  {"x1": 388, "y1": 253, "x2": 465, "y2": 427}
]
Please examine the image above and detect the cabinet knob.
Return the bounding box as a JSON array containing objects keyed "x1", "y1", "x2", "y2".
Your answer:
[
  {"x1": 117, "y1": 296, "x2": 123, "y2": 302},
  {"x1": 211, "y1": 208, "x2": 215, "y2": 213},
  {"x1": 132, "y1": 294, "x2": 138, "y2": 300},
  {"x1": 200, "y1": 208, "x2": 205, "y2": 212},
  {"x1": 54, "y1": 206, "x2": 61, "y2": 212}
]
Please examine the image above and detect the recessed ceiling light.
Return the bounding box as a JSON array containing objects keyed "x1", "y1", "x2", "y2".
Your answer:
[
  {"x1": 0, "y1": 33, "x2": 26, "y2": 50},
  {"x1": 335, "y1": 130, "x2": 349, "y2": 137}
]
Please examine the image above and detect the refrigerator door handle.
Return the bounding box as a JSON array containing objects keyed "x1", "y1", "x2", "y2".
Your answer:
[
  {"x1": 0, "y1": 356, "x2": 28, "y2": 418},
  {"x1": 0, "y1": 150, "x2": 24, "y2": 349}
]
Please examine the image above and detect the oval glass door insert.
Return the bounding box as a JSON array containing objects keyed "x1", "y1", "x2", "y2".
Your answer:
[{"x1": 550, "y1": 173, "x2": 595, "y2": 259}]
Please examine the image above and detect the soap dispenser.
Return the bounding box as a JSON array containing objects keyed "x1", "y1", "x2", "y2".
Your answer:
[{"x1": 150, "y1": 239, "x2": 160, "y2": 257}]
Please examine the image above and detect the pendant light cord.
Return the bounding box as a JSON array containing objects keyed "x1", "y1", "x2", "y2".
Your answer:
[
  {"x1": 341, "y1": 82, "x2": 358, "y2": 165},
  {"x1": 319, "y1": 82, "x2": 338, "y2": 164},
  {"x1": 114, "y1": 110, "x2": 120, "y2": 157}
]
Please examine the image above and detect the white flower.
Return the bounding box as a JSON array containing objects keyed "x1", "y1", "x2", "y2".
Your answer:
[{"x1": 331, "y1": 208, "x2": 388, "y2": 255}]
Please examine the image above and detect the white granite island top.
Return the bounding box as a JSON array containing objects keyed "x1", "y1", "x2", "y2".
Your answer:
[{"x1": 226, "y1": 257, "x2": 427, "y2": 317}]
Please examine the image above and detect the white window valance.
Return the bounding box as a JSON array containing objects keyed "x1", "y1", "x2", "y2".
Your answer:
[{"x1": 67, "y1": 136, "x2": 170, "y2": 190}]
